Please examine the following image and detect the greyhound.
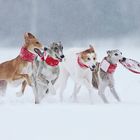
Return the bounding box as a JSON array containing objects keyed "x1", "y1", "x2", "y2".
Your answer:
[
  {"x1": 32, "y1": 42, "x2": 64, "y2": 104},
  {"x1": 92, "y1": 49, "x2": 126, "y2": 103}
]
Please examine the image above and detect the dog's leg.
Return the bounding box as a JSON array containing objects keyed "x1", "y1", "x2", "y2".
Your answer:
[
  {"x1": 83, "y1": 79, "x2": 94, "y2": 104},
  {"x1": 31, "y1": 74, "x2": 41, "y2": 104},
  {"x1": 98, "y1": 82, "x2": 108, "y2": 103},
  {"x1": 71, "y1": 83, "x2": 81, "y2": 102},
  {"x1": 32, "y1": 82, "x2": 40, "y2": 104},
  {"x1": 48, "y1": 82, "x2": 56, "y2": 95},
  {"x1": 12, "y1": 73, "x2": 32, "y2": 86},
  {"x1": 0, "y1": 80, "x2": 7, "y2": 96},
  {"x1": 16, "y1": 80, "x2": 27, "y2": 97},
  {"x1": 57, "y1": 70, "x2": 69, "y2": 102},
  {"x1": 109, "y1": 85, "x2": 121, "y2": 102}
]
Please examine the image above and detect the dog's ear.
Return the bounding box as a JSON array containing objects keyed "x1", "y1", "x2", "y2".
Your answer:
[
  {"x1": 44, "y1": 47, "x2": 51, "y2": 54},
  {"x1": 89, "y1": 44, "x2": 95, "y2": 52},
  {"x1": 107, "y1": 50, "x2": 111, "y2": 55},
  {"x1": 24, "y1": 32, "x2": 36, "y2": 44},
  {"x1": 27, "y1": 32, "x2": 35, "y2": 39},
  {"x1": 24, "y1": 32, "x2": 35, "y2": 39}
]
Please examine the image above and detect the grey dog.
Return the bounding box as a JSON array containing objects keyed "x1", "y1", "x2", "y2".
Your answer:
[
  {"x1": 92, "y1": 49, "x2": 126, "y2": 103},
  {"x1": 32, "y1": 42, "x2": 64, "y2": 104}
]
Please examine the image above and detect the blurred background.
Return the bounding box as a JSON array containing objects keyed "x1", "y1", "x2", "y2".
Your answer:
[{"x1": 0, "y1": 0, "x2": 140, "y2": 48}]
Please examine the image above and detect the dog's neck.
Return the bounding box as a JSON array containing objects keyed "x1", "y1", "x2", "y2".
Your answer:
[
  {"x1": 77, "y1": 56, "x2": 88, "y2": 69},
  {"x1": 19, "y1": 46, "x2": 36, "y2": 62},
  {"x1": 100, "y1": 57, "x2": 117, "y2": 74},
  {"x1": 106, "y1": 56, "x2": 117, "y2": 64}
]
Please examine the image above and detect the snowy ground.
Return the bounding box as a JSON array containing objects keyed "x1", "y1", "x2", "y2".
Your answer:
[{"x1": 0, "y1": 43, "x2": 140, "y2": 140}]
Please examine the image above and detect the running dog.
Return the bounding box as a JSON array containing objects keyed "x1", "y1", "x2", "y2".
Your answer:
[
  {"x1": 56, "y1": 45, "x2": 97, "y2": 103},
  {"x1": 92, "y1": 49, "x2": 126, "y2": 103},
  {"x1": 32, "y1": 42, "x2": 64, "y2": 104},
  {"x1": 0, "y1": 32, "x2": 43, "y2": 98}
]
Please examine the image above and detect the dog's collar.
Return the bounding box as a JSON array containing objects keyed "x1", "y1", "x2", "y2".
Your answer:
[
  {"x1": 19, "y1": 46, "x2": 36, "y2": 62},
  {"x1": 42, "y1": 55, "x2": 59, "y2": 67},
  {"x1": 77, "y1": 56, "x2": 89, "y2": 69},
  {"x1": 100, "y1": 57, "x2": 117, "y2": 74}
]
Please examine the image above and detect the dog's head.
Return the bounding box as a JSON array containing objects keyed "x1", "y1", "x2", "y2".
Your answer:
[
  {"x1": 79, "y1": 45, "x2": 97, "y2": 71},
  {"x1": 44, "y1": 42, "x2": 64, "y2": 62},
  {"x1": 24, "y1": 32, "x2": 43, "y2": 54},
  {"x1": 107, "y1": 49, "x2": 126, "y2": 64}
]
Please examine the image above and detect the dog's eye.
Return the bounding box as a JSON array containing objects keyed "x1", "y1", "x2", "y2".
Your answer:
[
  {"x1": 114, "y1": 53, "x2": 118, "y2": 56},
  {"x1": 87, "y1": 57, "x2": 91, "y2": 60},
  {"x1": 36, "y1": 42, "x2": 39, "y2": 44},
  {"x1": 93, "y1": 57, "x2": 96, "y2": 60}
]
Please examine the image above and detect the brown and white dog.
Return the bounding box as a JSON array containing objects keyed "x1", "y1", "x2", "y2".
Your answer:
[
  {"x1": 0, "y1": 32, "x2": 43, "y2": 98},
  {"x1": 55, "y1": 45, "x2": 97, "y2": 103}
]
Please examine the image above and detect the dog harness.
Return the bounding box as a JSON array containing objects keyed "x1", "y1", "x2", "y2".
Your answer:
[
  {"x1": 77, "y1": 56, "x2": 88, "y2": 68},
  {"x1": 19, "y1": 47, "x2": 36, "y2": 62},
  {"x1": 100, "y1": 57, "x2": 117, "y2": 74}
]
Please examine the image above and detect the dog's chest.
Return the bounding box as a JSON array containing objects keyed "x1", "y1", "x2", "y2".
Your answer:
[
  {"x1": 41, "y1": 64, "x2": 59, "y2": 81},
  {"x1": 21, "y1": 63, "x2": 32, "y2": 76}
]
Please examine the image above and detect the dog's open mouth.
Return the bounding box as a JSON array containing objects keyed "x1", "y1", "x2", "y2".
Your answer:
[
  {"x1": 119, "y1": 57, "x2": 126, "y2": 63},
  {"x1": 34, "y1": 48, "x2": 43, "y2": 57},
  {"x1": 55, "y1": 55, "x2": 62, "y2": 62},
  {"x1": 90, "y1": 68, "x2": 95, "y2": 71}
]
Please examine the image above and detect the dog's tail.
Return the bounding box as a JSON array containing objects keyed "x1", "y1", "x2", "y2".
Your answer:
[{"x1": 92, "y1": 63, "x2": 100, "y2": 89}]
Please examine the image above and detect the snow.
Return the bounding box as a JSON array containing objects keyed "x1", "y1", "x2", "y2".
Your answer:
[{"x1": 0, "y1": 45, "x2": 140, "y2": 140}]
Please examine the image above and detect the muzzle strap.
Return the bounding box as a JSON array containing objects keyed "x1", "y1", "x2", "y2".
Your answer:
[{"x1": 39, "y1": 50, "x2": 60, "y2": 67}]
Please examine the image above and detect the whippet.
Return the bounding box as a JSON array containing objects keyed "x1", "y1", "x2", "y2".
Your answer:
[
  {"x1": 32, "y1": 42, "x2": 64, "y2": 104},
  {"x1": 92, "y1": 49, "x2": 126, "y2": 103}
]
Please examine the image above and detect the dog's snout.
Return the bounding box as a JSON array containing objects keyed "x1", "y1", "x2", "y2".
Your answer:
[
  {"x1": 122, "y1": 57, "x2": 126, "y2": 62},
  {"x1": 60, "y1": 55, "x2": 65, "y2": 59},
  {"x1": 92, "y1": 65, "x2": 96, "y2": 69}
]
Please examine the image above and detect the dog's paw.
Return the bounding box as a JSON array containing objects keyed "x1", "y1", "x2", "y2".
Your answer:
[
  {"x1": 16, "y1": 91, "x2": 23, "y2": 97},
  {"x1": 35, "y1": 100, "x2": 40, "y2": 104}
]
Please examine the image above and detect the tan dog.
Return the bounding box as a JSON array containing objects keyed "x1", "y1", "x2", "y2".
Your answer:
[{"x1": 0, "y1": 32, "x2": 43, "y2": 98}]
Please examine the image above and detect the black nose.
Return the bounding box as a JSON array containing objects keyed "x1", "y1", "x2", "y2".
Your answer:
[
  {"x1": 60, "y1": 55, "x2": 65, "y2": 58},
  {"x1": 122, "y1": 57, "x2": 126, "y2": 62},
  {"x1": 44, "y1": 47, "x2": 47, "y2": 51},
  {"x1": 92, "y1": 65, "x2": 96, "y2": 69}
]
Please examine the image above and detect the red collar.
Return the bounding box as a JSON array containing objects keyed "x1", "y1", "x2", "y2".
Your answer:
[
  {"x1": 101, "y1": 57, "x2": 117, "y2": 74},
  {"x1": 42, "y1": 55, "x2": 59, "y2": 67},
  {"x1": 77, "y1": 56, "x2": 88, "y2": 69},
  {"x1": 107, "y1": 63, "x2": 117, "y2": 74},
  {"x1": 19, "y1": 47, "x2": 36, "y2": 62}
]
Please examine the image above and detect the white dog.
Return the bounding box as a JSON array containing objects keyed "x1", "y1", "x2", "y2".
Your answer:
[{"x1": 55, "y1": 45, "x2": 97, "y2": 103}]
